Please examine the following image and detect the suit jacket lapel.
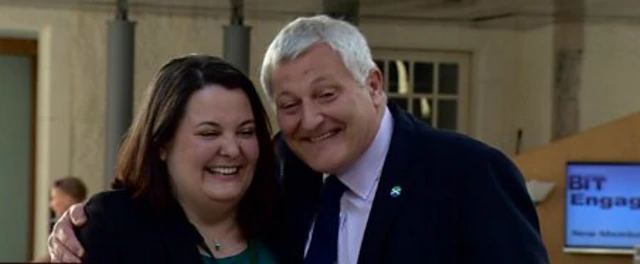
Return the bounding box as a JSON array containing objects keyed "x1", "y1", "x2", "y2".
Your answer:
[{"x1": 357, "y1": 103, "x2": 422, "y2": 264}]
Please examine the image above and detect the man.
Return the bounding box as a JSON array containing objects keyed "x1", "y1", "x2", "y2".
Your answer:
[
  {"x1": 49, "y1": 177, "x2": 88, "y2": 219},
  {"x1": 32, "y1": 177, "x2": 87, "y2": 262},
  {"x1": 49, "y1": 15, "x2": 549, "y2": 263}
]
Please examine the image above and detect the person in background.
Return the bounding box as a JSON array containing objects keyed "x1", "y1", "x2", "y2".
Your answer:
[
  {"x1": 32, "y1": 177, "x2": 87, "y2": 262},
  {"x1": 49, "y1": 177, "x2": 87, "y2": 218}
]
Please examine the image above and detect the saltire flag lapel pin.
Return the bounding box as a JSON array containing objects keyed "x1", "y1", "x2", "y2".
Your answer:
[{"x1": 390, "y1": 185, "x2": 402, "y2": 198}]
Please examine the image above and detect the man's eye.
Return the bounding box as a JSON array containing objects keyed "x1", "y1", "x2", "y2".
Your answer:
[
  {"x1": 318, "y1": 90, "x2": 339, "y2": 101},
  {"x1": 321, "y1": 92, "x2": 335, "y2": 98},
  {"x1": 280, "y1": 103, "x2": 297, "y2": 110}
]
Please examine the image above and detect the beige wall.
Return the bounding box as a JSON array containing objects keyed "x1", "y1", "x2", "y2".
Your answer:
[
  {"x1": 510, "y1": 22, "x2": 640, "y2": 152},
  {"x1": 514, "y1": 25, "x2": 554, "y2": 153},
  {"x1": 580, "y1": 22, "x2": 640, "y2": 131}
]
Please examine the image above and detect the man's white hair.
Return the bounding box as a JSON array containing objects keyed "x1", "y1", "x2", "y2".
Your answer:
[{"x1": 260, "y1": 15, "x2": 376, "y2": 100}]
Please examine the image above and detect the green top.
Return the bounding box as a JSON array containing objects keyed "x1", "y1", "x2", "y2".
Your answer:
[{"x1": 200, "y1": 239, "x2": 279, "y2": 264}]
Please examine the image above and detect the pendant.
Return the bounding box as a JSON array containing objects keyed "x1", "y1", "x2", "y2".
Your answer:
[{"x1": 215, "y1": 243, "x2": 222, "y2": 251}]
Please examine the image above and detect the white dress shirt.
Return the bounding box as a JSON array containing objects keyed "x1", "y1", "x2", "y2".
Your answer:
[{"x1": 305, "y1": 107, "x2": 394, "y2": 264}]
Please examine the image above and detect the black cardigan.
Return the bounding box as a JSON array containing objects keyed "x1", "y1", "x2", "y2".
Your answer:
[{"x1": 75, "y1": 189, "x2": 222, "y2": 264}]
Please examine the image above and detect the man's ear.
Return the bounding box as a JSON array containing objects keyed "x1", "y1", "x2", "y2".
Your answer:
[{"x1": 366, "y1": 68, "x2": 384, "y2": 107}]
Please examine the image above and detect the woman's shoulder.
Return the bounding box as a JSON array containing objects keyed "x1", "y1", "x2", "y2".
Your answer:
[
  {"x1": 83, "y1": 189, "x2": 150, "y2": 222},
  {"x1": 86, "y1": 188, "x2": 135, "y2": 204},
  {"x1": 78, "y1": 189, "x2": 157, "y2": 246},
  {"x1": 77, "y1": 190, "x2": 170, "y2": 263}
]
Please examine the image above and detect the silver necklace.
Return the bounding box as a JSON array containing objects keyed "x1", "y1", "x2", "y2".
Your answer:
[{"x1": 214, "y1": 240, "x2": 222, "y2": 251}]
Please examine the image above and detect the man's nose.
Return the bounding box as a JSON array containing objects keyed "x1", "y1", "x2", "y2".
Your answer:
[{"x1": 300, "y1": 103, "x2": 324, "y2": 131}]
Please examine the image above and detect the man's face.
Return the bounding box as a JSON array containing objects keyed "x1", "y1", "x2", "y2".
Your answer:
[
  {"x1": 49, "y1": 188, "x2": 75, "y2": 218},
  {"x1": 270, "y1": 43, "x2": 384, "y2": 174}
]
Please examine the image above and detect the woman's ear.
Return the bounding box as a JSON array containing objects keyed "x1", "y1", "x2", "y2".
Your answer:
[{"x1": 159, "y1": 146, "x2": 168, "y2": 161}]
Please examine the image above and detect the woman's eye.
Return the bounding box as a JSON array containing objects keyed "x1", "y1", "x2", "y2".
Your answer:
[
  {"x1": 238, "y1": 129, "x2": 255, "y2": 137},
  {"x1": 200, "y1": 131, "x2": 219, "y2": 137}
]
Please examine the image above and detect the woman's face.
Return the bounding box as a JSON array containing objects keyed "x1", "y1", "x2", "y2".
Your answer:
[
  {"x1": 49, "y1": 188, "x2": 75, "y2": 218},
  {"x1": 162, "y1": 84, "x2": 259, "y2": 208}
]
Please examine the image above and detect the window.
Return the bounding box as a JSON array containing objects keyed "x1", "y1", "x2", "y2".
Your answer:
[{"x1": 373, "y1": 50, "x2": 470, "y2": 133}]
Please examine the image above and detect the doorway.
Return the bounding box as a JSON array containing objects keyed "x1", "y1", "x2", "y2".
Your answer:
[{"x1": 0, "y1": 37, "x2": 37, "y2": 261}]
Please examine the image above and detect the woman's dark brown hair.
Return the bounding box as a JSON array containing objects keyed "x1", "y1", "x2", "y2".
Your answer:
[{"x1": 111, "y1": 54, "x2": 280, "y2": 240}]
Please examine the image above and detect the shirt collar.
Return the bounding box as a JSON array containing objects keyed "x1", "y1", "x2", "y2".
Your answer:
[{"x1": 329, "y1": 107, "x2": 394, "y2": 200}]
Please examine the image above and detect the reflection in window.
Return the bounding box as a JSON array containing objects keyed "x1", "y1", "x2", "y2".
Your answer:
[
  {"x1": 389, "y1": 60, "x2": 410, "y2": 94},
  {"x1": 439, "y1": 63, "x2": 458, "y2": 94},
  {"x1": 438, "y1": 100, "x2": 457, "y2": 130},
  {"x1": 395, "y1": 60, "x2": 409, "y2": 95},
  {"x1": 414, "y1": 62, "x2": 433, "y2": 94},
  {"x1": 374, "y1": 55, "x2": 464, "y2": 132},
  {"x1": 413, "y1": 98, "x2": 432, "y2": 125}
]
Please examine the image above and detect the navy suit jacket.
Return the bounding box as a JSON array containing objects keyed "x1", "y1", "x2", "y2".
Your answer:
[{"x1": 272, "y1": 102, "x2": 549, "y2": 264}]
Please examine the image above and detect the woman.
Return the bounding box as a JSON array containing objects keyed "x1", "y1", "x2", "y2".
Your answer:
[{"x1": 75, "y1": 55, "x2": 280, "y2": 264}]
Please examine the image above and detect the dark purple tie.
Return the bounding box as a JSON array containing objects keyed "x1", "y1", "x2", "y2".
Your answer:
[{"x1": 304, "y1": 175, "x2": 347, "y2": 264}]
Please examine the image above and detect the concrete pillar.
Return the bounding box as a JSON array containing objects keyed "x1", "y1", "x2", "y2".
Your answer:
[
  {"x1": 224, "y1": 25, "x2": 251, "y2": 74},
  {"x1": 223, "y1": 0, "x2": 251, "y2": 74},
  {"x1": 552, "y1": 0, "x2": 584, "y2": 140},
  {"x1": 105, "y1": 0, "x2": 135, "y2": 188}
]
